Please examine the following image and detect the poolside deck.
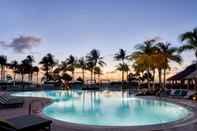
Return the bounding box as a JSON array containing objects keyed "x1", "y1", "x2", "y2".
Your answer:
[{"x1": 1, "y1": 94, "x2": 197, "y2": 131}]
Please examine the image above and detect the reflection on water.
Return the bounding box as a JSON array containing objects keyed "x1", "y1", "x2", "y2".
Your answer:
[
  {"x1": 13, "y1": 90, "x2": 191, "y2": 126},
  {"x1": 30, "y1": 90, "x2": 191, "y2": 126}
]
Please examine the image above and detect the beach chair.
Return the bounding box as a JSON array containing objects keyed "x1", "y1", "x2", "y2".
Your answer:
[
  {"x1": 0, "y1": 96, "x2": 24, "y2": 108},
  {"x1": 0, "y1": 115, "x2": 52, "y2": 131}
]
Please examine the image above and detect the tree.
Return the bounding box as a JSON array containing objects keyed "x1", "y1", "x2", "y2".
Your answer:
[
  {"x1": 66, "y1": 55, "x2": 77, "y2": 80},
  {"x1": 114, "y1": 49, "x2": 128, "y2": 82},
  {"x1": 94, "y1": 66, "x2": 102, "y2": 82},
  {"x1": 130, "y1": 39, "x2": 157, "y2": 89},
  {"x1": 116, "y1": 63, "x2": 130, "y2": 82},
  {"x1": 25, "y1": 55, "x2": 35, "y2": 81},
  {"x1": 9, "y1": 60, "x2": 18, "y2": 81},
  {"x1": 179, "y1": 28, "x2": 197, "y2": 58},
  {"x1": 61, "y1": 73, "x2": 72, "y2": 81},
  {"x1": 32, "y1": 66, "x2": 39, "y2": 84},
  {"x1": 0, "y1": 55, "x2": 7, "y2": 80},
  {"x1": 157, "y1": 42, "x2": 182, "y2": 88},
  {"x1": 39, "y1": 53, "x2": 57, "y2": 81},
  {"x1": 78, "y1": 57, "x2": 87, "y2": 81},
  {"x1": 86, "y1": 49, "x2": 105, "y2": 83}
]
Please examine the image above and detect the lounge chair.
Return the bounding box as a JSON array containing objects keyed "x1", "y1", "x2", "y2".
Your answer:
[
  {"x1": 0, "y1": 96, "x2": 24, "y2": 108},
  {"x1": 170, "y1": 90, "x2": 181, "y2": 97},
  {"x1": 170, "y1": 90, "x2": 189, "y2": 98},
  {"x1": 158, "y1": 90, "x2": 171, "y2": 97},
  {"x1": 184, "y1": 90, "x2": 196, "y2": 99},
  {"x1": 0, "y1": 115, "x2": 52, "y2": 131}
]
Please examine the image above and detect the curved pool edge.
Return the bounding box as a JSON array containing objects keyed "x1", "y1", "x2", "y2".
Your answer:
[
  {"x1": 38, "y1": 97, "x2": 197, "y2": 131},
  {"x1": 11, "y1": 91, "x2": 197, "y2": 130}
]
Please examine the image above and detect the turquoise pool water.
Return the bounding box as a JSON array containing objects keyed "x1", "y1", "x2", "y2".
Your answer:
[{"x1": 12, "y1": 90, "x2": 192, "y2": 126}]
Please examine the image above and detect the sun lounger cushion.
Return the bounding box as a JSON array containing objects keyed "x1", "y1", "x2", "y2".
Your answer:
[
  {"x1": 181, "y1": 90, "x2": 187, "y2": 96},
  {"x1": 7, "y1": 115, "x2": 52, "y2": 131},
  {"x1": 0, "y1": 119, "x2": 16, "y2": 131},
  {"x1": 0, "y1": 96, "x2": 8, "y2": 104}
]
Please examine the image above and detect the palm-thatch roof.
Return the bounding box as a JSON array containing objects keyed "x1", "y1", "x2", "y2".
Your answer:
[{"x1": 167, "y1": 63, "x2": 197, "y2": 81}]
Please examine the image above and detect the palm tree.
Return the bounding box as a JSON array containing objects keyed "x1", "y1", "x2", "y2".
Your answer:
[
  {"x1": 59, "y1": 61, "x2": 68, "y2": 73},
  {"x1": 32, "y1": 66, "x2": 39, "y2": 84},
  {"x1": 116, "y1": 63, "x2": 130, "y2": 82},
  {"x1": 9, "y1": 60, "x2": 18, "y2": 81},
  {"x1": 25, "y1": 55, "x2": 35, "y2": 81},
  {"x1": 66, "y1": 55, "x2": 77, "y2": 80},
  {"x1": 94, "y1": 66, "x2": 102, "y2": 82},
  {"x1": 86, "y1": 49, "x2": 105, "y2": 83},
  {"x1": 78, "y1": 57, "x2": 87, "y2": 81},
  {"x1": 114, "y1": 49, "x2": 128, "y2": 82},
  {"x1": 179, "y1": 28, "x2": 197, "y2": 58},
  {"x1": 157, "y1": 42, "x2": 182, "y2": 88},
  {"x1": 39, "y1": 53, "x2": 57, "y2": 81},
  {"x1": 0, "y1": 55, "x2": 7, "y2": 80},
  {"x1": 130, "y1": 39, "x2": 157, "y2": 89}
]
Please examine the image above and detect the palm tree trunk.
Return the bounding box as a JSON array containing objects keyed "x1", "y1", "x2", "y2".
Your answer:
[
  {"x1": 90, "y1": 69, "x2": 93, "y2": 84},
  {"x1": 82, "y1": 69, "x2": 85, "y2": 82},
  {"x1": 126, "y1": 71, "x2": 129, "y2": 81},
  {"x1": 72, "y1": 71, "x2": 74, "y2": 80},
  {"x1": 21, "y1": 73, "x2": 24, "y2": 90},
  {"x1": 1, "y1": 67, "x2": 3, "y2": 80},
  {"x1": 3, "y1": 66, "x2": 5, "y2": 80},
  {"x1": 122, "y1": 71, "x2": 124, "y2": 83},
  {"x1": 147, "y1": 65, "x2": 150, "y2": 90},
  {"x1": 13, "y1": 72, "x2": 16, "y2": 87},
  {"x1": 93, "y1": 73, "x2": 96, "y2": 83},
  {"x1": 158, "y1": 68, "x2": 162, "y2": 89},
  {"x1": 163, "y1": 69, "x2": 166, "y2": 89},
  {"x1": 153, "y1": 69, "x2": 155, "y2": 90},
  {"x1": 37, "y1": 72, "x2": 39, "y2": 85}
]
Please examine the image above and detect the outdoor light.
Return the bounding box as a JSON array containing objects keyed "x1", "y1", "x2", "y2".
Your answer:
[{"x1": 192, "y1": 96, "x2": 197, "y2": 101}]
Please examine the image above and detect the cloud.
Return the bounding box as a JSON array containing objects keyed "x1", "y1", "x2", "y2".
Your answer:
[{"x1": 0, "y1": 35, "x2": 42, "y2": 53}]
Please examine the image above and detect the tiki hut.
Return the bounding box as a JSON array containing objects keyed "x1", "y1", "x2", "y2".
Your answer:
[{"x1": 167, "y1": 63, "x2": 197, "y2": 89}]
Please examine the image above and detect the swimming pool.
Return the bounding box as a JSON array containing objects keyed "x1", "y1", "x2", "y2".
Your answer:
[{"x1": 12, "y1": 90, "x2": 192, "y2": 126}]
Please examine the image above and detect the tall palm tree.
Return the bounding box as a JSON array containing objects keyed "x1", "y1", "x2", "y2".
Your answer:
[
  {"x1": 179, "y1": 28, "x2": 197, "y2": 58},
  {"x1": 9, "y1": 60, "x2": 18, "y2": 85},
  {"x1": 78, "y1": 57, "x2": 87, "y2": 81},
  {"x1": 0, "y1": 55, "x2": 7, "y2": 80},
  {"x1": 39, "y1": 53, "x2": 57, "y2": 81},
  {"x1": 94, "y1": 66, "x2": 102, "y2": 82},
  {"x1": 25, "y1": 55, "x2": 35, "y2": 81},
  {"x1": 66, "y1": 55, "x2": 77, "y2": 80},
  {"x1": 116, "y1": 63, "x2": 130, "y2": 82},
  {"x1": 157, "y1": 42, "x2": 182, "y2": 88},
  {"x1": 130, "y1": 39, "x2": 157, "y2": 89},
  {"x1": 86, "y1": 49, "x2": 105, "y2": 83},
  {"x1": 59, "y1": 61, "x2": 68, "y2": 73},
  {"x1": 32, "y1": 66, "x2": 39, "y2": 84},
  {"x1": 114, "y1": 49, "x2": 128, "y2": 82}
]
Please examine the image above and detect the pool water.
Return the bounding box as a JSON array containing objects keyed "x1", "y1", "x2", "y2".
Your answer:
[{"x1": 12, "y1": 90, "x2": 192, "y2": 126}]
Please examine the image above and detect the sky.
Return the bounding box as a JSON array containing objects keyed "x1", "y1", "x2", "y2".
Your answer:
[{"x1": 0, "y1": 0, "x2": 197, "y2": 78}]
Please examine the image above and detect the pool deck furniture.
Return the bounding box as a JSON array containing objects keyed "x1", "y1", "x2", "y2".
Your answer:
[
  {"x1": 0, "y1": 115, "x2": 52, "y2": 131},
  {"x1": 0, "y1": 95, "x2": 24, "y2": 108}
]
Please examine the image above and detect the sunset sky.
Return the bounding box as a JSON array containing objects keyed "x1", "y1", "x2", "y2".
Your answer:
[{"x1": 0, "y1": 0, "x2": 197, "y2": 80}]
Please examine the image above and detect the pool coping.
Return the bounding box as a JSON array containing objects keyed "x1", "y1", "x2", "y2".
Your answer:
[{"x1": 10, "y1": 91, "x2": 197, "y2": 131}]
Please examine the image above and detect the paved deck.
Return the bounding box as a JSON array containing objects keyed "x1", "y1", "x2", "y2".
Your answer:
[{"x1": 1, "y1": 95, "x2": 197, "y2": 131}]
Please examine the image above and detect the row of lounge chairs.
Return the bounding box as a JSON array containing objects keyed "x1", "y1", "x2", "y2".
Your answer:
[
  {"x1": 0, "y1": 95, "x2": 52, "y2": 131},
  {"x1": 135, "y1": 89, "x2": 196, "y2": 99},
  {"x1": 0, "y1": 95, "x2": 24, "y2": 108},
  {"x1": 158, "y1": 89, "x2": 196, "y2": 98}
]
